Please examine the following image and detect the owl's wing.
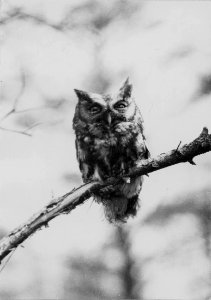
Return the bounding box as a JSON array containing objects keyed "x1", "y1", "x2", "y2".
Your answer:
[
  {"x1": 75, "y1": 140, "x2": 94, "y2": 182},
  {"x1": 136, "y1": 110, "x2": 150, "y2": 159},
  {"x1": 136, "y1": 131, "x2": 150, "y2": 160},
  {"x1": 143, "y1": 141, "x2": 150, "y2": 159}
]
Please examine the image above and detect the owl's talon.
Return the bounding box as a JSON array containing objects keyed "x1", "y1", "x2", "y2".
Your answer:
[{"x1": 97, "y1": 185, "x2": 116, "y2": 197}]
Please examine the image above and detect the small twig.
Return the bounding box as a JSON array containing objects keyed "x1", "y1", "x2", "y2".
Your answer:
[
  {"x1": 0, "y1": 249, "x2": 16, "y2": 274},
  {"x1": 0, "y1": 70, "x2": 30, "y2": 136},
  {"x1": 0, "y1": 71, "x2": 44, "y2": 137},
  {"x1": 1, "y1": 70, "x2": 26, "y2": 121},
  {"x1": 175, "y1": 141, "x2": 182, "y2": 152},
  {"x1": 0, "y1": 126, "x2": 32, "y2": 136},
  {"x1": 22, "y1": 122, "x2": 44, "y2": 134},
  {"x1": 0, "y1": 109, "x2": 16, "y2": 122},
  {"x1": 1, "y1": 105, "x2": 48, "y2": 122},
  {"x1": 12, "y1": 106, "x2": 48, "y2": 114},
  {"x1": 0, "y1": 121, "x2": 44, "y2": 137},
  {"x1": 174, "y1": 140, "x2": 196, "y2": 165},
  {"x1": 0, "y1": 9, "x2": 65, "y2": 31},
  {"x1": 188, "y1": 159, "x2": 196, "y2": 165},
  {"x1": 0, "y1": 127, "x2": 211, "y2": 264}
]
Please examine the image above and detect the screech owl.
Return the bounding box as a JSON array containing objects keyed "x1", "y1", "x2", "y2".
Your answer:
[{"x1": 73, "y1": 78, "x2": 149, "y2": 223}]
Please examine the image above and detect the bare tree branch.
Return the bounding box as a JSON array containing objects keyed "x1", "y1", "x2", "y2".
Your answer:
[{"x1": 0, "y1": 127, "x2": 211, "y2": 263}]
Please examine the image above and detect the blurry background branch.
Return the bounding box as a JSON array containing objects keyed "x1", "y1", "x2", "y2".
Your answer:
[
  {"x1": 0, "y1": 127, "x2": 210, "y2": 264},
  {"x1": 0, "y1": 70, "x2": 44, "y2": 136}
]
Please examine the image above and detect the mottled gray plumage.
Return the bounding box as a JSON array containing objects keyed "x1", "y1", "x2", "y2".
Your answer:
[{"x1": 73, "y1": 79, "x2": 149, "y2": 223}]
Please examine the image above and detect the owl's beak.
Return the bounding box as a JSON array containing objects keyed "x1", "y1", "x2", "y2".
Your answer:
[{"x1": 107, "y1": 113, "x2": 112, "y2": 125}]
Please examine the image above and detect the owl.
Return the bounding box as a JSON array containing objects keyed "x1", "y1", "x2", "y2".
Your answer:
[{"x1": 73, "y1": 78, "x2": 149, "y2": 223}]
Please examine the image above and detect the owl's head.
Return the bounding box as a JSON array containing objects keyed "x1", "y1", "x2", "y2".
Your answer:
[{"x1": 74, "y1": 78, "x2": 138, "y2": 127}]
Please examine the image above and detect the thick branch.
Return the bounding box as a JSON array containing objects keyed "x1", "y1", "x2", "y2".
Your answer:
[{"x1": 0, "y1": 127, "x2": 211, "y2": 263}]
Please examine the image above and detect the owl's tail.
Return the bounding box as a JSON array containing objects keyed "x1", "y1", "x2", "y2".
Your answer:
[
  {"x1": 95, "y1": 176, "x2": 143, "y2": 223},
  {"x1": 98, "y1": 195, "x2": 140, "y2": 223}
]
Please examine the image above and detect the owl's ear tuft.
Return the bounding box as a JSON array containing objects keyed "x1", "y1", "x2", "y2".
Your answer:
[
  {"x1": 119, "y1": 77, "x2": 133, "y2": 98},
  {"x1": 74, "y1": 89, "x2": 92, "y2": 102}
]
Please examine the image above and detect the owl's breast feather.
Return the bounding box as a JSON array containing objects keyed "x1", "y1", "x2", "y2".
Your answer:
[
  {"x1": 93, "y1": 135, "x2": 118, "y2": 153},
  {"x1": 120, "y1": 176, "x2": 143, "y2": 198}
]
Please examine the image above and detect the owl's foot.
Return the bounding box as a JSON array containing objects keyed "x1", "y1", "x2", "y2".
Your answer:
[{"x1": 97, "y1": 185, "x2": 116, "y2": 197}]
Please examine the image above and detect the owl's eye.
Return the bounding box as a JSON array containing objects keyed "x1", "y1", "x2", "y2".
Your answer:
[
  {"x1": 90, "y1": 105, "x2": 102, "y2": 114},
  {"x1": 114, "y1": 101, "x2": 128, "y2": 109}
]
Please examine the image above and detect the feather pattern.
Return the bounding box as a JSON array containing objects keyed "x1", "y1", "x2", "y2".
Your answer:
[{"x1": 73, "y1": 79, "x2": 149, "y2": 223}]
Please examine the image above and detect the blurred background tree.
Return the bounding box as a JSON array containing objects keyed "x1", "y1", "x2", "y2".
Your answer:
[
  {"x1": 0, "y1": 0, "x2": 211, "y2": 299},
  {"x1": 64, "y1": 226, "x2": 142, "y2": 299}
]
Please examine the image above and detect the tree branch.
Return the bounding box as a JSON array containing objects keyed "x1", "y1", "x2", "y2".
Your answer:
[{"x1": 0, "y1": 127, "x2": 211, "y2": 263}]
